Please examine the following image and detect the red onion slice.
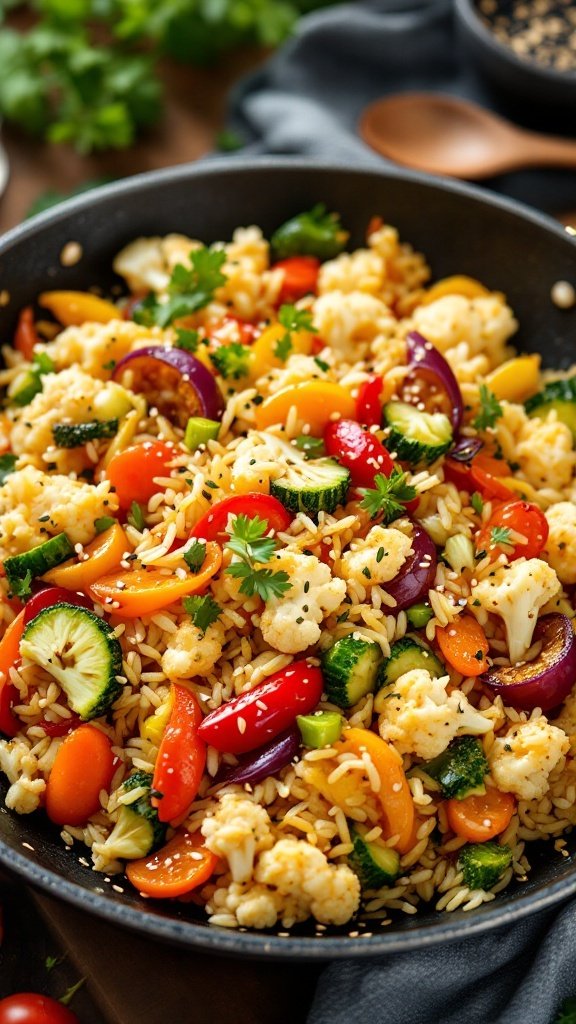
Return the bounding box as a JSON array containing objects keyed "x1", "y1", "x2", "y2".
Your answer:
[
  {"x1": 450, "y1": 437, "x2": 484, "y2": 463},
  {"x1": 384, "y1": 521, "x2": 437, "y2": 611},
  {"x1": 113, "y1": 346, "x2": 223, "y2": 428},
  {"x1": 212, "y1": 725, "x2": 301, "y2": 789},
  {"x1": 406, "y1": 331, "x2": 463, "y2": 431},
  {"x1": 481, "y1": 614, "x2": 576, "y2": 711}
]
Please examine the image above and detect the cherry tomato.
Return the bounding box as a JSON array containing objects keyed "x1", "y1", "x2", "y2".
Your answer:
[
  {"x1": 356, "y1": 374, "x2": 384, "y2": 428},
  {"x1": 273, "y1": 256, "x2": 320, "y2": 303},
  {"x1": 106, "y1": 440, "x2": 176, "y2": 510},
  {"x1": 152, "y1": 684, "x2": 206, "y2": 824},
  {"x1": 45, "y1": 725, "x2": 117, "y2": 826},
  {"x1": 446, "y1": 788, "x2": 515, "y2": 842},
  {"x1": 190, "y1": 493, "x2": 292, "y2": 542},
  {"x1": 23, "y1": 587, "x2": 92, "y2": 626},
  {"x1": 476, "y1": 500, "x2": 549, "y2": 561},
  {"x1": 324, "y1": 418, "x2": 394, "y2": 488},
  {"x1": 126, "y1": 830, "x2": 218, "y2": 899},
  {"x1": 198, "y1": 660, "x2": 324, "y2": 755},
  {"x1": 0, "y1": 994, "x2": 79, "y2": 1024}
]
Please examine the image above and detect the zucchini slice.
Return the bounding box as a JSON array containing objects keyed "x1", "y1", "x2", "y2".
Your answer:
[
  {"x1": 20, "y1": 603, "x2": 123, "y2": 720},
  {"x1": 524, "y1": 376, "x2": 576, "y2": 442},
  {"x1": 52, "y1": 419, "x2": 119, "y2": 448},
  {"x1": 458, "y1": 842, "x2": 512, "y2": 891},
  {"x1": 375, "y1": 636, "x2": 444, "y2": 713},
  {"x1": 297, "y1": 711, "x2": 343, "y2": 748},
  {"x1": 7, "y1": 353, "x2": 54, "y2": 408},
  {"x1": 422, "y1": 736, "x2": 488, "y2": 800},
  {"x1": 101, "y1": 771, "x2": 166, "y2": 859},
  {"x1": 270, "y1": 457, "x2": 350, "y2": 516},
  {"x1": 4, "y1": 533, "x2": 75, "y2": 598},
  {"x1": 348, "y1": 824, "x2": 400, "y2": 889},
  {"x1": 322, "y1": 635, "x2": 383, "y2": 709},
  {"x1": 383, "y1": 400, "x2": 453, "y2": 465}
]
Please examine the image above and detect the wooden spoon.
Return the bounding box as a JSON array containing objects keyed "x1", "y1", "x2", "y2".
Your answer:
[{"x1": 360, "y1": 93, "x2": 576, "y2": 179}]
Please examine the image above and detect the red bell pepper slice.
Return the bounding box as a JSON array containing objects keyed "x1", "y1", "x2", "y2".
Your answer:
[
  {"x1": 444, "y1": 453, "x2": 515, "y2": 502},
  {"x1": 23, "y1": 585, "x2": 92, "y2": 625},
  {"x1": 190, "y1": 493, "x2": 292, "y2": 541},
  {"x1": 152, "y1": 684, "x2": 206, "y2": 824},
  {"x1": 198, "y1": 659, "x2": 323, "y2": 755},
  {"x1": 356, "y1": 374, "x2": 384, "y2": 428}
]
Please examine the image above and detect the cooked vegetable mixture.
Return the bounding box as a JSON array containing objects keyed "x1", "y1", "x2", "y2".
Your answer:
[{"x1": 1, "y1": 208, "x2": 576, "y2": 933}]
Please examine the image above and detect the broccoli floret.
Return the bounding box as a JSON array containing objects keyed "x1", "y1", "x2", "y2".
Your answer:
[
  {"x1": 210, "y1": 343, "x2": 250, "y2": 380},
  {"x1": 422, "y1": 736, "x2": 488, "y2": 799},
  {"x1": 271, "y1": 204, "x2": 349, "y2": 261},
  {"x1": 101, "y1": 771, "x2": 166, "y2": 860},
  {"x1": 458, "y1": 842, "x2": 512, "y2": 891}
]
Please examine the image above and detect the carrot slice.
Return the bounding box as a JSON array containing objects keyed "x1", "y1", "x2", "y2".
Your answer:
[
  {"x1": 45, "y1": 724, "x2": 116, "y2": 826},
  {"x1": 446, "y1": 788, "x2": 515, "y2": 842},
  {"x1": 436, "y1": 614, "x2": 489, "y2": 677},
  {"x1": 126, "y1": 831, "x2": 218, "y2": 899}
]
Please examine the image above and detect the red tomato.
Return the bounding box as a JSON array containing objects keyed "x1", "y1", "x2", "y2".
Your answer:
[
  {"x1": 0, "y1": 994, "x2": 79, "y2": 1024},
  {"x1": 324, "y1": 419, "x2": 394, "y2": 488},
  {"x1": 106, "y1": 440, "x2": 176, "y2": 510},
  {"x1": 13, "y1": 307, "x2": 40, "y2": 361},
  {"x1": 356, "y1": 374, "x2": 384, "y2": 428},
  {"x1": 198, "y1": 660, "x2": 323, "y2": 755},
  {"x1": 190, "y1": 493, "x2": 292, "y2": 541},
  {"x1": 152, "y1": 684, "x2": 206, "y2": 824},
  {"x1": 273, "y1": 256, "x2": 320, "y2": 303},
  {"x1": 23, "y1": 587, "x2": 92, "y2": 626},
  {"x1": 476, "y1": 500, "x2": 549, "y2": 561}
]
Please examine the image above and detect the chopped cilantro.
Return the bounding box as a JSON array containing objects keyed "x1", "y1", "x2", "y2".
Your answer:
[
  {"x1": 127, "y1": 501, "x2": 145, "y2": 531},
  {"x1": 471, "y1": 492, "x2": 484, "y2": 516},
  {"x1": 133, "y1": 248, "x2": 227, "y2": 328},
  {"x1": 183, "y1": 594, "x2": 222, "y2": 633},
  {"x1": 183, "y1": 540, "x2": 207, "y2": 572},
  {"x1": 274, "y1": 304, "x2": 317, "y2": 361},
  {"x1": 94, "y1": 515, "x2": 116, "y2": 534},
  {"x1": 473, "y1": 384, "x2": 503, "y2": 431},
  {"x1": 359, "y1": 466, "x2": 417, "y2": 523},
  {"x1": 175, "y1": 327, "x2": 200, "y2": 352},
  {"x1": 313, "y1": 356, "x2": 330, "y2": 372}
]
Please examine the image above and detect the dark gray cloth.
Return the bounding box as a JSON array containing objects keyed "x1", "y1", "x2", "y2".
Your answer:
[
  {"x1": 229, "y1": 0, "x2": 576, "y2": 214},
  {"x1": 226, "y1": 3, "x2": 576, "y2": 1021}
]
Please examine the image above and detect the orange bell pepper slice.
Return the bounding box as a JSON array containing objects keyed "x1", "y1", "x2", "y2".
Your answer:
[
  {"x1": 89, "y1": 541, "x2": 222, "y2": 618},
  {"x1": 255, "y1": 381, "x2": 356, "y2": 435},
  {"x1": 39, "y1": 291, "x2": 119, "y2": 327},
  {"x1": 337, "y1": 727, "x2": 415, "y2": 854},
  {"x1": 436, "y1": 614, "x2": 490, "y2": 677},
  {"x1": 43, "y1": 523, "x2": 128, "y2": 591},
  {"x1": 421, "y1": 275, "x2": 491, "y2": 305},
  {"x1": 0, "y1": 610, "x2": 26, "y2": 737},
  {"x1": 249, "y1": 322, "x2": 313, "y2": 380}
]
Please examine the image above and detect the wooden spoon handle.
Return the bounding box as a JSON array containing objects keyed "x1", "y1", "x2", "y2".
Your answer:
[{"x1": 518, "y1": 132, "x2": 576, "y2": 170}]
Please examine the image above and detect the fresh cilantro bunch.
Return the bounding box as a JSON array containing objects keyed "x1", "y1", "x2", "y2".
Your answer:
[
  {"x1": 359, "y1": 467, "x2": 417, "y2": 523},
  {"x1": 134, "y1": 248, "x2": 227, "y2": 328},
  {"x1": 274, "y1": 304, "x2": 316, "y2": 361},
  {"x1": 225, "y1": 514, "x2": 292, "y2": 600}
]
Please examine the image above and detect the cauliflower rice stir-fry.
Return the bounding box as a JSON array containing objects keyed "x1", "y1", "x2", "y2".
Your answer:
[{"x1": 2, "y1": 206, "x2": 576, "y2": 933}]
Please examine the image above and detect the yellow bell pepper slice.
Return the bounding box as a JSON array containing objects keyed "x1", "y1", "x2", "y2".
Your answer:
[
  {"x1": 249, "y1": 323, "x2": 313, "y2": 380},
  {"x1": 43, "y1": 523, "x2": 129, "y2": 590},
  {"x1": 485, "y1": 354, "x2": 541, "y2": 403},
  {"x1": 142, "y1": 693, "x2": 174, "y2": 745},
  {"x1": 39, "y1": 291, "x2": 120, "y2": 326},
  {"x1": 89, "y1": 541, "x2": 222, "y2": 618},
  {"x1": 495, "y1": 476, "x2": 546, "y2": 506},
  {"x1": 255, "y1": 381, "x2": 355, "y2": 434},
  {"x1": 336, "y1": 728, "x2": 415, "y2": 854},
  {"x1": 421, "y1": 275, "x2": 491, "y2": 305},
  {"x1": 303, "y1": 763, "x2": 360, "y2": 811}
]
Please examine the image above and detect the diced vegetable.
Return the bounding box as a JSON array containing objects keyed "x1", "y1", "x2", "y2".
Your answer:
[
  {"x1": 475, "y1": 500, "x2": 549, "y2": 562},
  {"x1": 45, "y1": 724, "x2": 117, "y2": 826},
  {"x1": 446, "y1": 787, "x2": 515, "y2": 842},
  {"x1": 273, "y1": 256, "x2": 321, "y2": 304},
  {"x1": 126, "y1": 830, "x2": 218, "y2": 899},
  {"x1": 152, "y1": 684, "x2": 206, "y2": 824},
  {"x1": 348, "y1": 824, "x2": 401, "y2": 889},
  {"x1": 13, "y1": 306, "x2": 40, "y2": 361},
  {"x1": 106, "y1": 440, "x2": 176, "y2": 509},
  {"x1": 436, "y1": 615, "x2": 489, "y2": 677},
  {"x1": 39, "y1": 290, "x2": 119, "y2": 326},
  {"x1": 214, "y1": 725, "x2": 301, "y2": 788},
  {"x1": 113, "y1": 345, "x2": 224, "y2": 428},
  {"x1": 43, "y1": 524, "x2": 128, "y2": 591},
  {"x1": 458, "y1": 841, "x2": 512, "y2": 890},
  {"x1": 356, "y1": 374, "x2": 384, "y2": 428},
  {"x1": 7, "y1": 353, "x2": 54, "y2": 407},
  {"x1": 190, "y1": 493, "x2": 291, "y2": 541},
  {"x1": 525, "y1": 375, "x2": 576, "y2": 442},
  {"x1": 422, "y1": 736, "x2": 488, "y2": 800},
  {"x1": 322, "y1": 635, "x2": 383, "y2": 709},
  {"x1": 141, "y1": 697, "x2": 173, "y2": 745},
  {"x1": 324, "y1": 419, "x2": 394, "y2": 488},
  {"x1": 384, "y1": 522, "x2": 437, "y2": 611},
  {"x1": 270, "y1": 457, "x2": 350, "y2": 516},
  {"x1": 383, "y1": 400, "x2": 453, "y2": 466},
  {"x1": 20, "y1": 603, "x2": 123, "y2": 720},
  {"x1": 375, "y1": 636, "x2": 444, "y2": 712},
  {"x1": 481, "y1": 613, "x2": 576, "y2": 712},
  {"x1": 443, "y1": 534, "x2": 475, "y2": 573},
  {"x1": 23, "y1": 585, "x2": 92, "y2": 624},
  {"x1": 184, "y1": 416, "x2": 220, "y2": 450},
  {"x1": 102, "y1": 771, "x2": 167, "y2": 858},
  {"x1": 198, "y1": 660, "x2": 323, "y2": 755},
  {"x1": 406, "y1": 602, "x2": 433, "y2": 628},
  {"x1": 297, "y1": 711, "x2": 343, "y2": 748},
  {"x1": 271, "y1": 206, "x2": 349, "y2": 261},
  {"x1": 52, "y1": 419, "x2": 118, "y2": 448},
  {"x1": 485, "y1": 354, "x2": 541, "y2": 402},
  {"x1": 0, "y1": 610, "x2": 25, "y2": 738},
  {"x1": 255, "y1": 381, "x2": 356, "y2": 435},
  {"x1": 5, "y1": 533, "x2": 75, "y2": 599}
]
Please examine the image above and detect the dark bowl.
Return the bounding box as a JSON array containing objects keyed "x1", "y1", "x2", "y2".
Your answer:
[
  {"x1": 1, "y1": 158, "x2": 576, "y2": 959},
  {"x1": 454, "y1": 0, "x2": 576, "y2": 108}
]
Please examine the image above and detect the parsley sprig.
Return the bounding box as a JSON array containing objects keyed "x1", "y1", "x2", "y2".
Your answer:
[
  {"x1": 183, "y1": 540, "x2": 207, "y2": 572},
  {"x1": 134, "y1": 248, "x2": 227, "y2": 328},
  {"x1": 225, "y1": 514, "x2": 292, "y2": 601},
  {"x1": 359, "y1": 467, "x2": 417, "y2": 523},
  {"x1": 473, "y1": 384, "x2": 503, "y2": 431},
  {"x1": 274, "y1": 304, "x2": 317, "y2": 361},
  {"x1": 183, "y1": 594, "x2": 222, "y2": 633}
]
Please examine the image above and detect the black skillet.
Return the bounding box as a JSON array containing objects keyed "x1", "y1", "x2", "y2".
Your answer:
[{"x1": 0, "y1": 158, "x2": 575, "y2": 959}]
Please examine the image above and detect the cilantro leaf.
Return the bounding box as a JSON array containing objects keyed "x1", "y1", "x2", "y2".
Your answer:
[
  {"x1": 183, "y1": 594, "x2": 222, "y2": 633},
  {"x1": 274, "y1": 304, "x2": 317, "y2": 361},
  {"x1": 175, "y1": 327, "x2": 199, "y2": 353},
  {"x1": 224, "y1": 514, "x2": 292, "y2": 602},
  {"x1": 490, "y1": 525, "x2": 513, "y2": 547},
  {"x1": 359, "y1": 467, "x2": 417, "y2": 523},
  {"x1": 127, "y1": 501, "x2": 145, "y2": 531},
  {"x1": 0, "y1": 454, "x2": 17, "y2": 486},
  {"x1": 183, "y1": 539, "x2": 207, "y2": 572},
  {"x1": 211, "y1": 342, "x2": 251, "y2": 380},
  {"x1": 134, "y1": 248, "x2": 227, "y2": 328},
  {"x1": 9, "y1": 567, "x2": 33, "y2": 600},
  {"x1": 471, "y1": 492, "x2": 484, "y2": 516},
  {"x1": 473, "y1": 384, "x2": 503, "y2": 431},
  {"x1": 94, "y1": 515, "x2": 116, "y2": 534}
]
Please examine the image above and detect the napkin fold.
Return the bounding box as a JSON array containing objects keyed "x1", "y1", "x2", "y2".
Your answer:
[{"x1": 227, "y1": 3, "x2": 576, "y2": 1022}]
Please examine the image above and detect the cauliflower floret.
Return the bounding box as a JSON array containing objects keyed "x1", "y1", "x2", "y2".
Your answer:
[
  {"x1": 552, "y1": 690, "x2": 576, "y2": 747},
  {"x1": 42, "y1": 319, "x2": 169, "y2": 379},
  {"x1": 544, "y1": 502, "x2": 576, "y2": 585},
  {"x1": 230, "y1": 431, "x2": 299, "y2": 495},
  {"x1": 0, "y1": 465, "x2": 118, "y2": 558},
  {"x1": 489, "y1": 717, "x2": 569, "y2": 801},
  {"x1": 255, "y1": 838, "x2": 360, "y2": 927},
  {"x1": 161, "y1": 620, "x2": 224, "y2": 679},
  {"x1": 411, "y1": 294, "x2": 517, "y2": 366},
  {"x1": 0, "y1": 739, "x2": 46, "y2": 814},
  {"x1": 259, "y1": 550, "x2": 346, "y2": 654},
  {"x1": 494, "y1": 402, "x2": 576, "y2": 493},
  {"x1": 313, "y1": 291, "x2": 396, "y2": 362},
  {"x1": 341, "y1": 526, "x2": 413, "y2": 587},
  {"x1": 9, "y1": 368, "x2": 134, "y2": 468},
  {"x1": 471, "y1": 559, "x2": 561, "y2": 664},
  {"x1": 318, "y1": 249, "x2": 386, "y2": 296},
  {"x1": 377, "y1": 668, "x2": 492, "y2": 760},
  {"x1": 113, "y1": 234, "x2": 199, "y2": 293},
  {"x1": 201, "y1": 794, "x2": 274, "y2": 883}
]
